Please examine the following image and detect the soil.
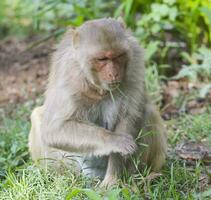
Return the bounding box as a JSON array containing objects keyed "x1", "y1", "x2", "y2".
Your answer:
[{"x1": 0, "y1": 37, "x2": 55, "y2": 107}]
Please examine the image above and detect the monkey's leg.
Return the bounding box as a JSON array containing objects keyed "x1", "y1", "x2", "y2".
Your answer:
[
  {"x1": 101, "y1": 119, "x2": 132, "y2": 187},
  {"x1": 100, "y1": 153, "x2": 123, "y2": 187},
  {"x1": 28, "y1": 106, "x2": 81, "y2": 173},
  {"x1": 28, "y1": 106, "x2": 44, "y2": 161},
  {"x1": 135, "y1": 104, "x2": 167, "y2": 171}
]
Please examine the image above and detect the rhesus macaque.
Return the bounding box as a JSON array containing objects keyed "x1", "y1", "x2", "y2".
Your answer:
[{"x1": 28, "y1": 18, "x2": 167, "y2": 186}]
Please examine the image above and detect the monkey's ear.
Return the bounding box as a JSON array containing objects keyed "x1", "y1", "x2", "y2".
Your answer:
[
  {"x1": 67, "y1": 27, "x2": 80, "y2": 48},
  {"x1": 72, "y1": 31, "x2": 80, "y2": 48},
  {"x1": 117, "y1": 16, "x2": 127, "y2": 29}
]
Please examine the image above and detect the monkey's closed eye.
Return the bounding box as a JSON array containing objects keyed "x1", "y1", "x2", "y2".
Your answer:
[
  {"x1": 116, "y1": 52, "x2": 126, "y2": 58},
  {"x1": 97, "y1": 57, "x2": 108, "y2": 61}
]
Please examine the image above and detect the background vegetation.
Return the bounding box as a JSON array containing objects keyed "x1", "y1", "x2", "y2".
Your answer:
[
  {"x1": 0, "y1": 0, "x2": 211, "y2": 199},
  {"x1": 1, "y1": 0, "x2": 211, "y2": 100}
]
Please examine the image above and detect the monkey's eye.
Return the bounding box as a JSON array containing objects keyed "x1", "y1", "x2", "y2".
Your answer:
[
  {"x1": 116, "y1": 52, "x2": 126, "y2": 58},
  {"x1": 97, "y1": 57, "x2": 108, "y2": 61}
]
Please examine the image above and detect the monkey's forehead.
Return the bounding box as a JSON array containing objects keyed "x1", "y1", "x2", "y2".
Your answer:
[
  {"x1": 79, "y1": 18, "x2": 123, "y2": 29},
  {"x1": 77, "y1": 18, "x2": 126, "y2": 42},
  {"x1": 79, "y1": 39, "x2": 129, "y2": 57}
]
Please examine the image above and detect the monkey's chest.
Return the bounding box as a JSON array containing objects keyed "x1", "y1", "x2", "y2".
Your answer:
[{"x1": 86, "y1": 101, "x2": 121, "y2": 131}]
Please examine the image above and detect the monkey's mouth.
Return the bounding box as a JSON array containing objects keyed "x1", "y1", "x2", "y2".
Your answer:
[{"x1": 107, "y1": 81, "x2": 121, "y2": 90}]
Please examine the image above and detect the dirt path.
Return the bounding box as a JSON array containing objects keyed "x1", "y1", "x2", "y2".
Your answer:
[{"x1": 0, "y1": 38, "x2": 55, "y2": 107}]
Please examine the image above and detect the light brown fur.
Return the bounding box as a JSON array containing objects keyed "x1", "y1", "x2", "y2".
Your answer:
[{"x1": 28, "y1": 18, "x2": 167, "y2": 186}]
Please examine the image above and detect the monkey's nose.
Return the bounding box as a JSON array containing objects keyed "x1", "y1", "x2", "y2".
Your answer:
[{"x1": 108, "y1": 73, "x2": 119, "y2": 81}]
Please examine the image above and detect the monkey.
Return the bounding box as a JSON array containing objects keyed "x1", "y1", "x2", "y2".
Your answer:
[{"x1": 28, "y1": 18, "x2": 167, "y2": 187}]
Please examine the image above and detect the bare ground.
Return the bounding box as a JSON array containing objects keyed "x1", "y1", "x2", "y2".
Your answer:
[{"x1": 0, "y1": 37, "x2": 55, "y2": 107}]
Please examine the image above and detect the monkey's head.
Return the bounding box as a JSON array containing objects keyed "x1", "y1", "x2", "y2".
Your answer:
[{"x1": 72, "y1": 18, "x2": 130, "y2": 91}]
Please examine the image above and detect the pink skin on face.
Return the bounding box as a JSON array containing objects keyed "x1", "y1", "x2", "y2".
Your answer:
[
  {"x1": 97, "y1": 51, "x2": 119, "y2": 60},
  {"x1": 104, "y1": 51, "x2": 114, "y2": 58},
  {"x1": 93, "y1": 51, "x2": 125, "y2": 83}
]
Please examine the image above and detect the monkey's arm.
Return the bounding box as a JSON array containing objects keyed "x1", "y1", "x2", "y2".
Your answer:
[{"x1": 41, "y1": 109, "x2": 136, "y2": 157}]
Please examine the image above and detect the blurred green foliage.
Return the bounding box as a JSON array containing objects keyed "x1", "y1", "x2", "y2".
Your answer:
[
  {"x1": 175, "y1": 47, "x2": 211, "y2": 81},
  {"x1": 0, "y1": 0, "x2": 210, "y2": 82}
]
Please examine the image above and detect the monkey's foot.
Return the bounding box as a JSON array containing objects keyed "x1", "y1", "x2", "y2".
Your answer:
[{"x1": 100, "y1": 176, "x2": 118, "y2": 188}]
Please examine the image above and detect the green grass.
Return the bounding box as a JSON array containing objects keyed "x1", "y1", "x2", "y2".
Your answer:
[
  {"x1": 0, "y1": 102, "x2": 210, "y2": 200},
  {"x1": 167, "y1": 110, "x2": 211, "y2": 146}
]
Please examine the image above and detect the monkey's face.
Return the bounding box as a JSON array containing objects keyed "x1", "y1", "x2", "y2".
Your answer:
[{"x1": 89, "y1": 50, "x2": 127, "y2": 90}]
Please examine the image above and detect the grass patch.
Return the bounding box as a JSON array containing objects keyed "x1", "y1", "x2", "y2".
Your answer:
[
  {"x1": 0, "y1": 102, "x2": 210, "y2": 199},
  {"x1": 167, "y1": 110, "x2": 211, "y2": 146},
  {"x1": 0, "y1": 103, "x2": 31, "y2": 179}
]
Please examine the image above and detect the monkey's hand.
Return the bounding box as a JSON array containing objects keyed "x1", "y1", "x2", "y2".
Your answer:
[{"x1": 109, "y1": 134, "x2": 137, "y2": 155}]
